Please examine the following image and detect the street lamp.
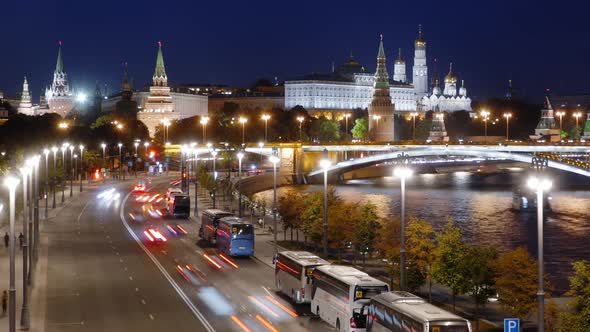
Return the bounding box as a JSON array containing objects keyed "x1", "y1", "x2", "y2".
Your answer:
[
  {"x1": 162, "y1": 119, "x2": 171, "y2": 143},
  {"x1": 43, "y1": 149, "x2": 49, "y2": 218},
  {"x1": 573, "y1": 112, "x2": 583, "y2": 139},
  {"x1": 394, "y1": 164, "x2": 413, "y2": 291},
  {"x1": 503, "y1": 113, "x2": 512, "y2": 141},
  {"x1": 144, "y1": 142, "x2": 149, "y2": 157},
  {"x1": 78, "y1": 145, "x2": 84, "y2": 192},
  {"x1": 239, "y1": 116, "x2": 248, "y2": 145},
  {"x1": 237, "y1": 151, "x2": 244, "y2": 217},
  {"x1": 101, "y1": 143, "x2": 106, "y2": 161},
  {"x1": 51, "y1": 147, "x2": 57, "y2": 209},
  {"x1": 410, "y1": 112, "x2": 419, "y2": 140},
  {"x1": 480, "y1": 110, "x2": 490, "y2": 143},
  {"x1": 4, "y1": 176, "x2": 19, "y2": 332},
  {"x1": 118, "y1": 143, "x2": 123, "y2": 180},
  {"x1": 296, "y1": 116, "x2": 304, "y2": 142},
  {"x1": 527, "y1": 175, "x2": 552, "y2": 332},
  {"x1": 212, "y1": 149, "x2": 218, "y2": 209},
  {"x1": 60, "y1": 146, "x2": 66, "y2": 204},
  {"x1": 200, "y1": 116, "x2": 210, "y2": 142},
  {"x1": 269, "y1": 152, "x2": 280, "y2": 255},
  {"x1": 555, "y1": 111, "x2": 565, "y2": 132},
  {"x1": 261, "y1": 114, "x2": 271, "y2": 142},
  {"x1": 343, "y1": 113, "x2": 351, "y2": 141},
  {"x1": 193, "y1": 147, "x2": 199, "y2": 216},
  {"x1": 18, "y1": 166, "x2": 30, "y2": 329},
  {"x1": 69, "y1": 146, "x2": 74, "y2": 197},
  {"x1": 58, "y1": 121, "x2": 69, "y2": 130},
  {"x1": 319, "y1": 149, "x2": 332, "y2": 256},
  {"x1": 134, "y1": 141, "x2": 139, "y2": 156}
]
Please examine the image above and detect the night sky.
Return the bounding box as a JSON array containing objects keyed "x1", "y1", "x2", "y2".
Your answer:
[{"x1": 2, "y1": 0, "x2": 589, "y2": 103}]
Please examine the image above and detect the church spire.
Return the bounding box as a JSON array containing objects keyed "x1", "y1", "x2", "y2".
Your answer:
[{"x1": 55, "y1": 41, "x2": 64, "y2": 73}]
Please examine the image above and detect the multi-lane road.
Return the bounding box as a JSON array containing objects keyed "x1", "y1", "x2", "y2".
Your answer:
[{"x1": 41, "y1": 176, "x2": 331, "y2": 332}]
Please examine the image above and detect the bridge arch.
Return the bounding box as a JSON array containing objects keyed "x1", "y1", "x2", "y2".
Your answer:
[{"x1": 307, "y1": 147, "x2": 590, "y2": 179}]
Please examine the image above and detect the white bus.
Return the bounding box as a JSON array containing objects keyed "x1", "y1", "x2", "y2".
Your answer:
[
  {"x1": 274, "y1": 251, "x2": 330, "y2": 304},
  {"x1": 367, "y1": 291, "x2": 472, "y2": 332},
  {"x1": 311, "y1": 265, "x2": 389, "y2": 332}
]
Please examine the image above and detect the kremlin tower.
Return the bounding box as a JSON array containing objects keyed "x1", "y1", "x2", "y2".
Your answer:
[
  {"x1": 368, "y1": 35, "x2": 395, "y2": 142},
  {"x1": 18, "y1": 77, "x2": 33, "y2": 115},
  {"x1": 45, "y1": 41, "x2": 74, "y2": 117},
  {"x1": 137, "y1": 42, "x2": 179, "y2": 137}
]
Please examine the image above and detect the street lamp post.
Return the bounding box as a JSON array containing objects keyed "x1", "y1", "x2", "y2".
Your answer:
[
  {"x1": 394, "y1": 164, "x2": 413, "y2": 291},
  {"x1": 18, "y1": 166, "x2": 31, "y2": 329},
  {"x1": 60, "y1": 146, "x2": 66, "y2": 204},
  {"x1": 212, "y1": 150, "x2": 217, "y2": 209},
  {"x1": 79, "y1": 145, "x2": 84, "y2": 192},
  {"x1": 239, "y1": 116, "x2": 248, "y2": 145},
  {"x1": 31, "y1": 156, "x2": 41, "y2": 266},
  {"x1": 118, "y1": 143, "x2": 123, "y2": 180},
  {"x1": 319, "y1": 149, "x2": 332, "y2": 257},
  {"x1": 4, "y1": 176, "x2": 19, "y2": 332},
  {"x1": 296, "y1": 116, "x2": 304, "y2": 142},
  {"x1": 200, "y1": 116, "x2": 210, "y2": 143},
  {"x1": 410, "y1": 112, "x2": 418, "y2": 140},
  {"x1": 556, "y1": 111, "x2": 565, "y2": 133},
  {"x1": 269, "y1": 151, "x2": 280, "y2": 255},
  {"x1": 144, "y1": 142, "x2": 149, "y2": 173},
  {"x1": 69, "y1": 146, "x2": 74, "y2": 197},
  {"x1": 528, "y1": 174, "x2": 551, "y2": 332},
  {"x1": 573, "y1": 112, "x2": 582, "y2": 140},
  {"x1": 343, "y1": 113, "x2": 351, "y2": 141},
  {"x1": 51, "y1": 147, "x2": 57, "y2": 209},
  {"x1": 503, "y1": 113, "x2": 512, "y2": 141},
  {"x1": 43, "y1": 149, "x2": 49, "y2": 218},
  {"x1": 237, "y1": 151, "x2": 244, "y2": 217},
  {"x1": 261, "y1": 114, "x2": 270, "y2": 142},
  {"x1": 194, "y1": 148, "x2": 199, "y2": 217},
  {"x1": 480, "y1": 110, "x2": 490, "y2": 143}
]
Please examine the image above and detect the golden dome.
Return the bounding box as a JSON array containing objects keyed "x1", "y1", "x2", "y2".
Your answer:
[
  {"x1": 444, "y1": 63, "x2": 457, "y2": 83},
  {"x1": 415, "y1": 24, "x2": 426, "y2": 47}
]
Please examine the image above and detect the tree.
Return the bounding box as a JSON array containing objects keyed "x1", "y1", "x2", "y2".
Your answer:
[
  {"x1": 492, "y1": 247, "x2": 541, "y2": 320},
  {"x1": 277, "y1": 191, "x2": 306, "y2": 242},
  {"x1": 351, "y1": 117, "x2": 369, "y2": 141},
  {"x1": 351, "y1": 203, "x2": 381, "y2": 266},
  {"x1": 560, "y1": 260, "x2": 590, "y2": 332},
  {"x1": 309, "y1": 117, "x2": 341, "y2": 142},
  {"x1": 375, "y1": 217, "x2": 401, "y2": 289},
  {"x1": 432, "y1": 220, "x2": 469, "y2": 311},
  {"x1": 406, "y1": 217, "x2": 436, "y2": 301},
  {"x1": 463, "y1": 245, "x2": 497, "y2": 332}
]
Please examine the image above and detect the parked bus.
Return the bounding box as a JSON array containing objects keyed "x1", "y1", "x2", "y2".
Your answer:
[
  {"x1": 311, "y1": 265, "x2": 389, "y2": 332},
  {"x1": 366, "y1": 291, "x2": 472, "y2": 332},
  {"x1": 275, "y1": 251, "x2": 330, "y2": 303},
  {"x1": 199, "y1": 209, "x2": 233, "y2": 243},
  {"x1": 215, "y1": 217, "x2": 255, "y2": 257}
]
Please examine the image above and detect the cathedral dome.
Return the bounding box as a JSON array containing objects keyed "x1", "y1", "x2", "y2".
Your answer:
[{"x1": 444, "y1": 63, "x2": 457, "y2": 84}]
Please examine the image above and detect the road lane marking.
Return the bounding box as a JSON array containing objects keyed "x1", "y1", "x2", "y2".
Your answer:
[{"x1": 119, "y1": 191, "x2": 216, "y2": 332}]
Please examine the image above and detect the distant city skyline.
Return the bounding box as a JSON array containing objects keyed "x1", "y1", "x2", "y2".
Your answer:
[{"x1": 2, "y1": 0, "x2": 589, "y2": 102}]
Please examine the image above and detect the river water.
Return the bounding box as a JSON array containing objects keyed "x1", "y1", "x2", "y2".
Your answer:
[{"x1": 255, "y1": 169, "x2": 590, "y2": 292}]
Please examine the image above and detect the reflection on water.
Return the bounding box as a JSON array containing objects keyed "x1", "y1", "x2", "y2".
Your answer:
[{"x1": 256, "y1": 171, "x2": 590, "y2": 292}]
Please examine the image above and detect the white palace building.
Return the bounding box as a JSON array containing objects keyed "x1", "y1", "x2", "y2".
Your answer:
[{"x1": 284, "y1": 26, "x2": 472, "y2": 116}]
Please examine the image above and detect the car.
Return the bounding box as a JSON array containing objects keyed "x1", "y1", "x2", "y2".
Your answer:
[
  {"x1": 133, "y1": 183, "x2": 146, "y2": 192},
  {"x1": 144, "y1": 228, "x2": 167, "y2": 243}
]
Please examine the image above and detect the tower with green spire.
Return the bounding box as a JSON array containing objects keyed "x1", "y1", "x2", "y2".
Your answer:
[
  {"x1": 153, "y1": 41, "x2": 168, "y2": 87},
  {"x1": 138, "y1": 41, "x2": 178, "y2": 137},
  {"x1": 45, "y1": 41, "x2": 74, "y2": 116},
  {"x1": 368, "y1": 35, "x2": 396, "y2": 142}
]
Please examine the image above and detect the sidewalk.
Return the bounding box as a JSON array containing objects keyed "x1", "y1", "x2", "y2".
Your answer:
[{"x1": 0, "y1": 178, "x2": 116, "y2": 332}]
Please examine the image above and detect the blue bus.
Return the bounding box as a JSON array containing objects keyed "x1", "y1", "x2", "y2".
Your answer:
[{"x1": 216, "y1": 217, "x2": 255, "y2": 257}]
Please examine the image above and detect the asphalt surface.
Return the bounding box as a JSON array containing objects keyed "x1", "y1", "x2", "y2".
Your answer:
[
  {"x1": 42, "y1": 181, "x2": 209, "y2": 332},
  {"x1": 42, "y1": 176, "x2": 331, "y2": 332}
]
